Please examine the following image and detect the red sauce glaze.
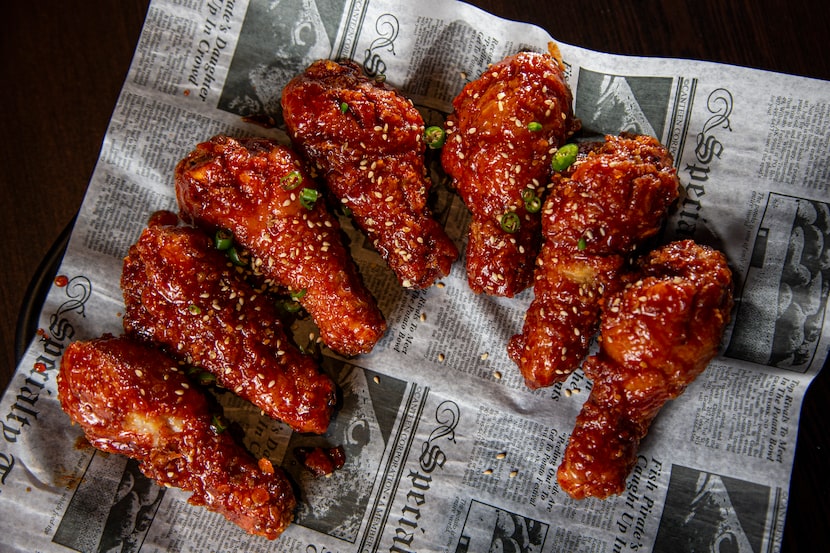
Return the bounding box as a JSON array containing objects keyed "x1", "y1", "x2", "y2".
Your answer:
[
  {"x1": 441, "y1": 51, "x2": 580, "y2": 296},
  {"x1": 121, "y1": 222, "x2": 335, "y2": 434},
  {"x1": 281, "y1": 59, "x2": 459, "y2": 289},
  {"x1": 557, "y1": 241, "x2": 733, "y2": 499},
  {"x1": 57, "y1": 336, "x2": 296, "y2": 539},
  {"x1": 508, "y1": 134, "x2": 680, "y2": 388},
  {"x1": 175, "y1": 135, "x2": 386, "y2": 357},
  {"x1": 294, "y1": 445, "x2": 346, "y2": 477}
]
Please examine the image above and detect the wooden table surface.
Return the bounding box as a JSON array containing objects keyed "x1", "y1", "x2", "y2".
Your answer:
[{"x1": 3, "y1": 1, "x2": 828, "y2": 550}]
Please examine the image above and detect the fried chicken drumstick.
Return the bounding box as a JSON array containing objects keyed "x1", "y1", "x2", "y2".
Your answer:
[
  {"x1": 441, "y1": 49, "x2": 580, "y2": 296},
  {"x1": 557, "y1": 240, "x2": 733, "y2": 499},
  {"x1": 122, "y1": 220, "x2": 335, "y2": 434},
  {"x1": 58, "y1": 336, "x2": 296, "y2": 539},
  {"x1": 175, "y1": 135, "x2": 386, "y2": 357},
  {"x1": 281, "y1": 59, "x2": 459, "y2": 289},
  {"x1": 508, "y1": 134, "x2": 680, "y2": 388}
]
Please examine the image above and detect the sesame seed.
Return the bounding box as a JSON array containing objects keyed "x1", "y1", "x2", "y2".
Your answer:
[
  {"x1": 509, "y1": 470, "x2": 518, "y2": 478},
  {"x1": 483, "y1": 468, "x2": 493, "y2": 475},
  {"x1": 437, "y1": 353, "x2": 445, "y2": 362}
]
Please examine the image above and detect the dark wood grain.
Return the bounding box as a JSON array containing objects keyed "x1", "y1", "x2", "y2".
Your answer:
[{"x1": 2, "y1": 1, "x2": 827, "y2": 550}]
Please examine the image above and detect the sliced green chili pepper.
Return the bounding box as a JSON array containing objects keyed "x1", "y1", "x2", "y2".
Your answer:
[
  {"x1": 527, "y1": 121, "x2": 543, "y2": 132},
  {"x1": 299, "y1": 187, "x2": 319, "y2": 209},
  {"x1": 577, "y1": 237, "x2": 587, "y2": 251},
  {"x1": 280, "y1": 170, "x2": 303, "y2": 191},
  {"x1": 290, "y1": 288, "x2": 307, "y2": 300},
  {"x1": 521, "y1": 188, "x2": 542, "y2": 213},
  {"x1": 340, "y1": 101, "x2": 349, "y2": 113},
  {"x1": 211, "y1": 414, "x2": 228, "y2": 434},
  {"x1": 280, "y1": 299, "x2": 303, "y2": 314},
  {"x1": 187, "y1": 365, "x2": 216, "y2": 386},
  {"x1": 188, "y1": 304, "x2": 202, "y2": 315},
  {"x1": 500, "y1": 212, "x2": 521, "y2": 233},
  {"x1": 525, "y1": 195, "x2": 542, "y2": 213},
  {"x1": 227, "y1": 245, "x2": 247, "y2": 267},
  {"x1": 194, "y1": 371, "x2": 216, "y2": 385},
  {"x1": 424, "y1": 126, "x2": 446, "y2": 149},
  {"x1": 551, "y1": 143, "x2": 579, "y2": 171},
  {"x1": 214, "y1": 228, "x2": 233, "y2": 251}
]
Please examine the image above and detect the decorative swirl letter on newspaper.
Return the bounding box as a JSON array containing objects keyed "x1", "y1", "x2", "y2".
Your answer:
[
  {"x1": 363, "y1": 14, "x2": 399, "y2": 78},
  {"x1": 420, "y1": 400, "x2": 460, "y2": 472},
  {"x1": 49, "y1": 276, "x2": 92, "y2": 341},
  {"x1": 695, "y1": 88, "x2": 733, "y2": 165},
  {"x1": 702, "y1": 87, "x2": 734, "y2": 134}
]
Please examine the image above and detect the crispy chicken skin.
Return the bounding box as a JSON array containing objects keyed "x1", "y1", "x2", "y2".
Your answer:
[
  {"x1": 121, "y1": 221, "x2": 335, "y2": 434},
  {"x1": 557, "y1": 240, "x2": 733, "y2": 499},
  {"x1": 58, "y1": 335, "x2": 296, "y2": 539},
  {"x1": 175, "y1": 135, "x2": 386, "y2": 357},
  {"x1": 508, "y1": 134, "x2": 680, "y2": 388},
  {"x1": 441, "y1": 50, "x2": 580, "y2": 296},
  {"x1": 281, "y1": 59, "x2": 459, "y2": 289}
]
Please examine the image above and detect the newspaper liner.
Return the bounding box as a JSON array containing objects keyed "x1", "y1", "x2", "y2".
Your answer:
[{"x1": 1, "y1": 0, "x2": 828, "y2": 551}]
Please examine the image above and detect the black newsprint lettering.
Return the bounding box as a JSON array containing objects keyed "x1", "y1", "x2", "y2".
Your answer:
[
  {"x1": 390, "y1": 400, "x2": 460, "y2": 553},
  {"x1": 0, "y1": 452, "x2": 15, "y2": 487},
  {"x1": 2, "y1": 376, "x2": 45, "y2": 443},
  {"x1": 189, "y1": 0, "x2": 235, "y2": 100},
  {"x1": 613, "y1": 456, "x2": 663, "y2": 550},
  {"x1": 677, "y1": 87, "x2": 733, "y2": 238},
  {"x1": 363, "y1": 14, "x2": 399, "y2": 78},
  {"x1": 0, "y1": 276, "x2": 91, "y2": 494}
]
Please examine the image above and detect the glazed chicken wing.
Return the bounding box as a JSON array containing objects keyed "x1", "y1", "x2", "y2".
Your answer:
[
  {"x1": 58, "y1": 336, "x2": 296, "y2": 539},
  {"x1": 175, "y1": 135, "x2": 386, "y2": 357},
  {"x1": 508, "y1": 134, "x2": 680, "y2": 388},
  {"x1": 557, "y1": 240, "x2": 733, "y2": 499},
  {"x1": 441, "y1": 48, "x2": 580, "y2": 296},
  {"x1": 122, "y1": 220, "x2": 335, "y2": 434},
  {"x1": 281, "y1": 59, "x2": 459, "y2": 289}
]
